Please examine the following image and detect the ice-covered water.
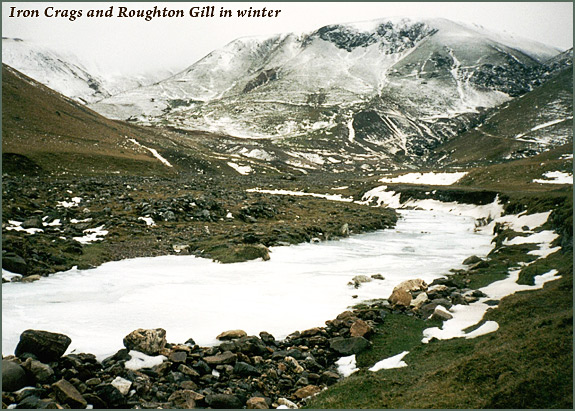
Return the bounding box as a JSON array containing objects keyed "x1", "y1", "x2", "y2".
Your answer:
[{"x1": 2, "y1": 210, "x2": 493, "y2": 359}]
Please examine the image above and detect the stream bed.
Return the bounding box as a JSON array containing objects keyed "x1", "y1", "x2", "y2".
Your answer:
[{"x1": 2, "y1": 209, "x2": 493, "y2": 358}]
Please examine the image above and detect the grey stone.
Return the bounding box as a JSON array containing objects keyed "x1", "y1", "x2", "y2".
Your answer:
[
  {"x1": 329, "y1": 336, "x2": 371, "y2": 355},
  {"x1": 2, "y1": 360, "x2": 28, "y2": 392}
]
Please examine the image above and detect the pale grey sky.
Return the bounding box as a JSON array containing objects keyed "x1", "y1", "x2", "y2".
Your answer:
[{"x1": 2, "y1": 2, "x2": 573, "y2": 75}]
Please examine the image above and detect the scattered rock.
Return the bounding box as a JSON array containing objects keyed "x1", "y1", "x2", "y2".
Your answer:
[
  {"x1": 339, "y1": 223, "x2": 349, "y2": 236},
  {"x1": 293, "y1": 385, "x2": 321, "y2": 399},
  {"x1": 470, "y1": 260, "x2": 489, "y2": 270},
  {"x1": 462, "y1": 255, "x2": 483, "y2": 265},
  {"x1": 206, "y1": 393, "x2": 242, "y2": 409},
  {"x1": 371, "y1": 273, "x2": 385, "y2": 280},
  {"x1": 204, "y1": 351, "x2": 237, "y2": 365},
  {"x1": 349, "y1": 319, "x2": 372, "y2": 338},
  {"x1": 411, "y1": 292, "x2": 429, "y2": 309},
  {"x1": 234, "y1": 361, "x2": 260, "y2": 376},
  {"x1": 15, "y1": 330, "x2": 72, "y2": 362},
  {"x1": 246, "y1": 396, "x2": 269, "y2": 409},
  {"x1": 329, "y1": 336, "x2": 371, "y2": 355},
  {"x1": 21, "y1": 274, "x2": 41, "y2": 283},
  {"x1": 52, "y1": 379, "x2": 88, "y2": 409},
  {"x1": 389, "y1": 288, "x2": 412, "y2": 307},
  {"x1": 351, "y1": 275, "x2": 371, "y2": 287},
  {"x1": 22, "y1": 358, "x2": 54, "y2": 383},
  {"x1": 123, "y1": 328, "x2": 167, "y2": 355},
  {"x1": 217, "y1": 329, "x2": 247, "y2": 340},
  {"x1": 431, "y1": 306, "x2": 454, "y2": 321},
  {"x1": 168, "y1": 390, "x2": 198, "y2": 409},
  {"x1": 2, "y1": 253, "x2": 28, "y2": 275},
  {"x1": 169, "y1": 351, "x2": 187, "y2": 363},
  {"x1": 111, "y1": 376, "x2": 132, "y2": 395},
  {"x1": 1, "y1": 360, "x2": 28, "y2": 392},
  {"x1": 277, "y1": 398, "x2": 298, "y2": 409},
  {"x1": 393, "y1": 278, "x2": 427, "y2": 293},
  {"x1": 95, "y1": 384, "x2": 126, "y2": 408}
]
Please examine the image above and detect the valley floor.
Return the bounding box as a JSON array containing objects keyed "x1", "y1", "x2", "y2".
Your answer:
[{"x1": 2, "y1": 168, "x2": 572, "y2": 409}]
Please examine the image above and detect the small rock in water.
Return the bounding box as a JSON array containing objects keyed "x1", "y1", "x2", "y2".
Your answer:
[
  {"x1": 351, "y1": 275, "x2": 372, "y2": 288},
  {"x1": 21, "y1": 275, "x2": 41, "y2": 283},
  {"x1": 371, "y1": 273, "x2": 385, "y2": 280},
  {"x1": 217, "y1": 329, "x2": 247, "y2": 340}
]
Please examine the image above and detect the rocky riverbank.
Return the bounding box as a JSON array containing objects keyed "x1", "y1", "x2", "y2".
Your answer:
[
  {"x1": 2, "y1": 265, "x2": 489, "y2": 409},
  {"x1": 2, "y1": 173, "x2": 396, "y2": 281}
]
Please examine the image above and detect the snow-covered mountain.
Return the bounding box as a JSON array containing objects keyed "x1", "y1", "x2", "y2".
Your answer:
[
  {"x1": 2, "y1": 37, "x2": 111, "y2": 104},
  {"x1": 2, "y1": 37, "x2": 176, "y2": 104},
  {"x1": 88, "y1": 17, "x2": 564, "y2": 170}
]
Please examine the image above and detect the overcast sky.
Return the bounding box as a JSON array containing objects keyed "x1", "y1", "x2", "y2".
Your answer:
[{"x1": 2, "y1": 2, "x2": 573, "y2": 75}]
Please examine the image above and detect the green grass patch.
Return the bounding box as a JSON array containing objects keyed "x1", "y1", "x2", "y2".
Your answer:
[
  {"x1": 356, "y1": 314, "x2": 441, "y2": 369},
  {"x1": 517, "y1": 248, "x2": 569, "y2": 285}
]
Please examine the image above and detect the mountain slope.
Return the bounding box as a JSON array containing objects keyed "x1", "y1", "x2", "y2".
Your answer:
[
  {"x1": 2, "y1": 37, "x2": 111, "y2": 104},
  {"x1": 90, "y1": 17, "x2": 562, "y2": 170},
  {"x1": 1, "y1": 37, "x2": 176, "y2": 104},
  {"x1": 430, "y1": 56, "x2": 573, "y2": 167},
  {"x1": 1, "y1": 64, "x2": 181, "y2": 176}
]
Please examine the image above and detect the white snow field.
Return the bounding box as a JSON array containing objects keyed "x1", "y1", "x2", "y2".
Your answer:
[
  {"x1": 378, "y1": 172, "x2": 468, "y2": 185},
  {"x1": 2, "y1": 209, "x2": 493, "y2": 359}
]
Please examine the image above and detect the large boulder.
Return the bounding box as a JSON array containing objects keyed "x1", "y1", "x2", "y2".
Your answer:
[
  {"x1": 329, "y1": 336, "x2": 371, "y2": 355},
  {"x1": 15, "y1": 330, "x2": 71, "y2": 362},
  {"x1": 1, "y1": 360, "x2": 28, "y2": 392},
  {"x1": 123, "y1": 328, "x2": 167, "y2": 355}
]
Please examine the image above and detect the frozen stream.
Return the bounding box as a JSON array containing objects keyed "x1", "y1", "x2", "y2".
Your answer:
[{"x1": 2, "y1": 210, "x2": 493, "y2": 359}]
